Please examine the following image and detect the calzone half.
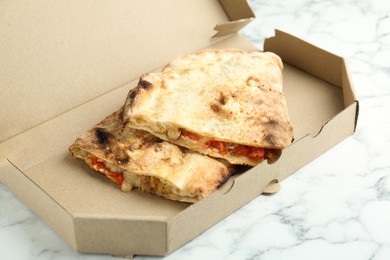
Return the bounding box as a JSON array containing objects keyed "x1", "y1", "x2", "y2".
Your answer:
[
  {"x1": 69, "y1": 107, "x2": 233, "y2": 203},
  {"x1": 123, "y1": 49, "x2": 293, "y2": 166}
]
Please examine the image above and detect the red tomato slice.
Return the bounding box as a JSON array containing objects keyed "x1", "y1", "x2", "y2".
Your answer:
[
  {"x1": 181, "y1": 129, "x2": 200, "y2": 141},
  {"x1": 232, "y1": 145, "x2": 265, "y2": 160},
  {"x1": 91, "y1": 157, "x2": 123, "y2": 185},
  {"x1": 107, "y1": 171, "x2": 124, "y2": 185},
  {"x1": 205, "y1": 140, "x2": 227, "y2": 155},
  {"x1": 91, "y1": 157, "x2": 105, "y2": 169}
]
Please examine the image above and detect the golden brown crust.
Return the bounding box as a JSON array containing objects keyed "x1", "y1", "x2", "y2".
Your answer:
[
  {"x1": 123, "y1": 49, "x2": 293, "y2": 165},
  {"x1": 70, "y1": 107, "x2": 234, "y2": 202}
]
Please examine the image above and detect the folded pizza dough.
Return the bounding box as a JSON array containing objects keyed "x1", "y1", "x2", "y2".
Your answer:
[
  {"x1": 69, "y1": 107, "x2": 234, "y2": 203},
  {"x1": 123, "y1": 49, "x2": 293, "y2": 166}
]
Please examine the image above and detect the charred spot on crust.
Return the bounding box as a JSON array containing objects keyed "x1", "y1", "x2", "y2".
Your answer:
[
  {"x1": 210, "y1": 103, "x2": 232, "y2": 119},
  {"x1": 266, "y1": 119, "x2": 278, "y2": 127},
  {"x1": 128, "y1": 89, "x2": 137, "y2": 99},
  {"x1": 217, "y1": 92, "x2": 228, "y2": 105},
  {"x1": 211, "y1": 103, "x2": 221, "y2": 113},
  {"x1": 264, "y1": 134, "x2": 276, "y2": 146},
  {"x1": 138, "y1": 80, "x2": 152, "y2": 90},
  {"x1": 125, "y1": 89, "x2": 138, "y2": 110},
  {"x1": 95, "y1": 128, "x2": 112, "y2": 145}
]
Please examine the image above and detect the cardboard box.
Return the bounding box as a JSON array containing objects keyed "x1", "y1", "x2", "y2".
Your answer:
[{"x1": 0, "y1": 0, "x2": 358, "y2": 257}]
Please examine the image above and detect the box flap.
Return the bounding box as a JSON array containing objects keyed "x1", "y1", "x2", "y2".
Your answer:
[
  {"x1": 0, "y1": 0, "x2": 254, "y2": 143},
  {"x1": 264, "y1": 30, "x2": 359, "y2": 130},
  {"x1": 213, "y1": 0, "x2": 255, "y2": 37},
  {"x1": 265, "y1": 30, "x2": 345, "y2": 87}
]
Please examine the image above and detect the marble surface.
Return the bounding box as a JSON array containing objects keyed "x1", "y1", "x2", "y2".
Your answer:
[{"x1": 1, "y1": 0, "x2": 390, "y2": 259}]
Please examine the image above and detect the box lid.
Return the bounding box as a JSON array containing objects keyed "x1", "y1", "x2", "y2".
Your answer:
[{"x1": 0, "y1": 0, "x2": 254, "y2": 142}]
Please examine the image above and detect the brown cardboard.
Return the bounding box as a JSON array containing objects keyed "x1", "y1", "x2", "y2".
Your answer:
[
  {"x1": 0, "y1": 0, "x2": 249, "y2": 143},
  {"x1": 213, "y1": 0, "x2": 255, "y2": 37},
  {"x1": 0, "y1": 0, "x2": 358, "y2": 258}
]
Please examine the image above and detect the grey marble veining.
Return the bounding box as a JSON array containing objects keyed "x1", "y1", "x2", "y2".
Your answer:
[{"x1": 1, "y1": 0, "x2": 390, "y2": 259}]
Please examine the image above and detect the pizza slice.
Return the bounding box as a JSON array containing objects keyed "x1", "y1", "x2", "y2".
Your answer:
[
  {"x1": 69, "y1": 107, "x2": 234, "y2": 203},
  {"x1": 123, "y1": 49, "x2": 293, "y2": 166}
]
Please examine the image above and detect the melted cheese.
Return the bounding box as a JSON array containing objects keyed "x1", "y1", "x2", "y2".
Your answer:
[{"x1": 72, "y1": 148, "x2": 198, "y2": 202}]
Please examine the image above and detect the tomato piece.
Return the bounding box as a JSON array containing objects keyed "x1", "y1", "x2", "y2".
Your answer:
[
  {"x1": 232, "y1": 145, "x2": 265, "y2": 160},
  {"x1": 107, "y1": 171, "x2": 124, "y2": 185},
  {"x1": 91, "y1": 157, "x2": 105, "y2": 169},
  {"x1": 181, "y1": 129, "x2": 200, "y2": 141},
  {"x1": 117, "y1": 174, "x2": 124, "y2": 185},
  {"x1": 91, "y1": 156, "x2": 123, "y2": 185},
  {"x1": 205, "y1": 140, "x2": 227, "y2": 155}
]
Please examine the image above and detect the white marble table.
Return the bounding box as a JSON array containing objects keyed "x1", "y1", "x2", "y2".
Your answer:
[{"x1": 1, "y1": 0, "x2": 390, "y2": 259}]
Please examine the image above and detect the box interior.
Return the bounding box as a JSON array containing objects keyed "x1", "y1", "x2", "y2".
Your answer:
[
  {"x1": 0, "y1": 0, "x2": 358, "y2": 257},
  {"x1": 0, "y1": 31, "x2": 354, "y2": 255}
]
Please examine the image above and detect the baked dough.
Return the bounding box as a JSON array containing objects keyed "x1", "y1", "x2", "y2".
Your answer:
[
  {"x1": 70, "y1": 107, "x2": 234, "y2": 203},
  {"x1": 123, "y1": 49, "x2": 293, "y2": 165}
]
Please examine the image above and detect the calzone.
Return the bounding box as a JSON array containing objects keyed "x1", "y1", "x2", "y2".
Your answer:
[
  {"x1": 69, "y1": 107, "x2": 234, "y2": 203},
  {"x1": 123, "y1": 49, "x2": 293, "y2": 166}
]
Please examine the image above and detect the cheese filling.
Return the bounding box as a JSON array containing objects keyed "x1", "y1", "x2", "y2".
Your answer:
[
  {"x1": 71, "y1": 147, "x2": 197, "y2": 202},
  {"x1": 180, "y1": 129, "x2": 265, "y2": 161},
  {"x1": 131, "y1": 119, "x2": 265, "y2": 163}
]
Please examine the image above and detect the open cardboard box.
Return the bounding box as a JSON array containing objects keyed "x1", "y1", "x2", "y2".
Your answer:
[{"x1": 0, "y1": 0, "x2": 358, "y2": 257}]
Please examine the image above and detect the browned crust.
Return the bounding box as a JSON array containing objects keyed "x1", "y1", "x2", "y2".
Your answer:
[
  {"x1": 123, "y1": 49, "x2": 293, "y2": 165},
  {"x1": 69, "y1": 107, "x2": 234, "y2": 202}
]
